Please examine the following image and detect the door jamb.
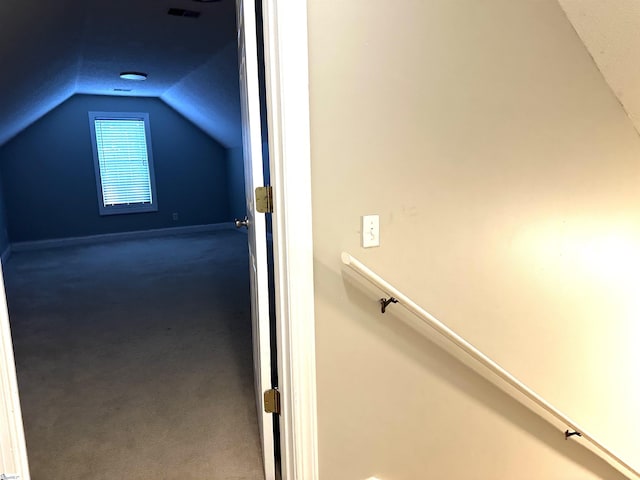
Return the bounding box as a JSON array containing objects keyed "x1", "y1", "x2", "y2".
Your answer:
[
  {"x1": 0, "y1": 268, "x2": 30, "y2": 479},
  {"x1": 260, "y1": 1, "x2": 319, "y2": 479}
]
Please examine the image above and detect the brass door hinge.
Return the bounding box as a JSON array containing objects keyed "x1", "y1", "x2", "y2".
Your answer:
[
  {"x1": 264, "y1": 388, "x2": 281, "y2": 415},
  {"x1": 255, "y1": 186, "x2": 273, "y2": 213}
]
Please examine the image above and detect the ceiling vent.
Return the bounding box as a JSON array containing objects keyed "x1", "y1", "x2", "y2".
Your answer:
[{"x1": 167, "y1": 8, "x2": 201, "y2": 18}]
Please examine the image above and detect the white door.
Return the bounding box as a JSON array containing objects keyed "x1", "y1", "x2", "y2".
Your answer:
[
  {"x1": 236, "y1": 1, "x2": 275, "y2": 479},
  {"x1": 0, "y1": 265, "x2": 30, "y2": 480}
]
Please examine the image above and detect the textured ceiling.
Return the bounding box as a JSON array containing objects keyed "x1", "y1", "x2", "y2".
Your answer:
[
  {"x1": 0, "y1": 0, "x2": 241, "y2": 147},
  {"x1": 558, "y1": 0, "x2": 640, "y2": 132}
]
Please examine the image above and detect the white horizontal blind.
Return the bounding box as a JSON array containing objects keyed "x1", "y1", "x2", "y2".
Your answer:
[{"x1": 93, "y1": 118, "x2": 153, "y2": 207}]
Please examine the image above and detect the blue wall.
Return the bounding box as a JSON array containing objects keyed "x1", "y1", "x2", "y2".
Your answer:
[{"x1": 0, "y1": 94, "x2": 231, "y2": 242}]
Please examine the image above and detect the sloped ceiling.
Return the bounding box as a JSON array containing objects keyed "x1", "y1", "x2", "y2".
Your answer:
[
  {"x1": 0, "y1": 0, "x2": 241, "y2": 148},
  {"x1": 557, "y1": 1, "x2": 640, "y2": 133}
]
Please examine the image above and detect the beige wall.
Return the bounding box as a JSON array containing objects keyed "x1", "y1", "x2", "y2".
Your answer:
[{"x1": 307, "y1": 1, "x2": 640, "y2": 478}]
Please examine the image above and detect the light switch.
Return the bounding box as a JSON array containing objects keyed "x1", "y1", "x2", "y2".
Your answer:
[{"x1": 362, "y1": 215, "x2": 380, "y2": 248}]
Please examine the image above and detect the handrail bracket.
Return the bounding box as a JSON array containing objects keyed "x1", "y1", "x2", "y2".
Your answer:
[
  {"x1": 380, "y1": 297, "x2": 398, "y2": 314},
  {"x1": 565, "y1": 429, "x2": 583, "y2": 440}
]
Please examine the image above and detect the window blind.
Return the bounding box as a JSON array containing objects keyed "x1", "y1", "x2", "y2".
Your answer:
[{"x1": 93, "y1": 118, "x2": 153, "y2": 206}]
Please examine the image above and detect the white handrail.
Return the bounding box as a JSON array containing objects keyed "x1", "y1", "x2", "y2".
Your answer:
[{"x1": 341, "y1": 251, "x2": 639, "y2": 479}]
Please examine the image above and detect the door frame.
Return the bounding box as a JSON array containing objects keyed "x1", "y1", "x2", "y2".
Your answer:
[
  {"x1": 0, "y1": 267, "x2": 30, "y2": 479},
  {"x1": 260, "y1": 1, "x2": 319, "y2": 479}
]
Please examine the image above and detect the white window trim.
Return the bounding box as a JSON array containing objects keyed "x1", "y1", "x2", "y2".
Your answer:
[{"x1": 88, "y1": 111, "x2": 158, "y2": 216}]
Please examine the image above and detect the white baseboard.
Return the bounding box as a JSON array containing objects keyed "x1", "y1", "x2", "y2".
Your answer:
[
  {"x1": 0, "y1": 245, "x2": 11, "y2": 265},
  {"x1": 11, "y1": 223, "x2": 235, "y2": 252}
]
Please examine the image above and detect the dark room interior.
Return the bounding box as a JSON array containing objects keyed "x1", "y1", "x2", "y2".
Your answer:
[{"x1": 0, "y1": 0, "x2": 271, "y2": 478}]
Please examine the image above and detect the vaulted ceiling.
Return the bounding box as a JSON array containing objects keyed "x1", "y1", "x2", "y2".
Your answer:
[{"x1": 0, "y1": 0, "x2": 241, "y2": 148}]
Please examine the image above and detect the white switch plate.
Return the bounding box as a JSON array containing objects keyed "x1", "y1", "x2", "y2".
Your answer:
[{"x1": 361, "y1": 215, "x2": 380, "y2": 248}]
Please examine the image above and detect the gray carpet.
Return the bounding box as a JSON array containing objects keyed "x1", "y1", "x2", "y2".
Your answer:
[{"x1": 4, "y1": 230, "x2": 265, "y2": 480}]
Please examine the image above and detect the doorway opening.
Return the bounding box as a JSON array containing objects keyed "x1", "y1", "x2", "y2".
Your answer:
[{"x1": 0, "y1": 0, "x2": 280, "y2": 478}]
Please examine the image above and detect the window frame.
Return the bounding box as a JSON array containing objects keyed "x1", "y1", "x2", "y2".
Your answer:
[{"x1": 88, "y1": 111, "x2": 158, "y2": 216}]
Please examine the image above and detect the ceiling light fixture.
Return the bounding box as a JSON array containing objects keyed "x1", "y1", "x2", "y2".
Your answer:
[{"x1": 119, "y1": 72, "x2": 148, "y2": 81}]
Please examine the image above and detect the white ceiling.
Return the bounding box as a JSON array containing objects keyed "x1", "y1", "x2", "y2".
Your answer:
[
  {"x1": 0, "y1": 0, "x2": 241, "y2": 148},
  {"x1": 558, "y1": 0, "x2": 640, "y2": 133}
]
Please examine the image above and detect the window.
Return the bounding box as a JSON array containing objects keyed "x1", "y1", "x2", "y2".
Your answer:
[{"x1": 89, "y1": 112, "x2": 158, "y2": 215}]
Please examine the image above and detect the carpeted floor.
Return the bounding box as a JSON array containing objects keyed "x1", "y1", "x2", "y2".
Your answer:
[{"x1": 3, "y1": 230, "x2": 265, "y2": 480}]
